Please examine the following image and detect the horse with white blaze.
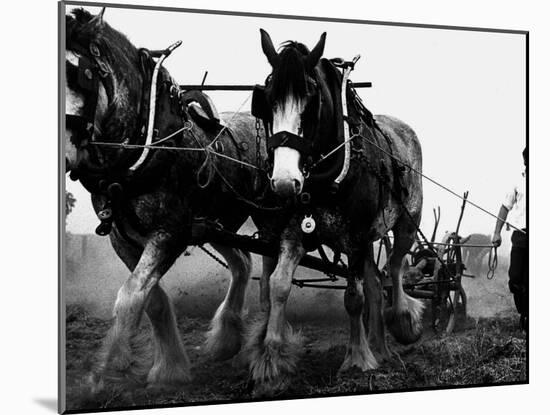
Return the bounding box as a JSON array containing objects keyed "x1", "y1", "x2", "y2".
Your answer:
[{"x1": 247, "y1": 29, "x2": 425, "y2": 395}]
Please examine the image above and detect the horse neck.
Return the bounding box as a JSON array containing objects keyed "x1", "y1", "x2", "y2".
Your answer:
[{"x1": 313, "y1": 67, "x2": 338, "y2": 152}]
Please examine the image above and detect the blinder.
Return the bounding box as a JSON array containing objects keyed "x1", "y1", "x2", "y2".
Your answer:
[
  {"x1": 66, "y1": 114, "x2": 94, "y2": 146},
  {"x1": 65, "y1": 42, "x2": 112, "y2": 147},
  {"x1": 251, "y1": 84, "x2": 271, "y2": 121}
]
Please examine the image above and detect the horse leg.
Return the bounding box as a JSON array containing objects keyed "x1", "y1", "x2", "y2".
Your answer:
[
  {"x1": 339, "y1": 264, "x2": 378, "y2": 373},
  {"x1": 242, "y1": 256, "x2": 277, "y2": 369},
  {"x1": 363, "y1": 244, "x2": 391, "y2": 361},
  {"x1": 260, "y1": 256, "x2": 277, "y2": 312},
  {"x1": 92, "y1": 230, "x2": 188, "y2": 389},
  {"x1": 384, "y1": 219, "x2": 425, "y2": 344},
  {"x1": 145, "y1": 284, "x2": 191, "y2": 386},
  {"x1": 110, "y1": 228, "x2": 190, "y2": 387},
  {"x1": 248, "y1": 238, "x2": 304, "y2": 397},
  {"x1": 204, "y1": 244, "x2": 252, "y2": 360}
]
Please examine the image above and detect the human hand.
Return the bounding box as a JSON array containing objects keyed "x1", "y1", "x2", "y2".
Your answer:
[{"x1": 492, "y1": 232, "x2": 502, "y2": 247}]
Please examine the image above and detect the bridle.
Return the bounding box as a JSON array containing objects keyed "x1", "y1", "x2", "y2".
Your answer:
[
  {"x1": 65, "y1": 37, "x2": 182, "y2": 179},
  {"x1": 65, "y1": 40, "x2": 114, "y2": 149},
  {"x1": 252, "y1": 57, "x2": 356, "y2": 191},
  {"x1": 252, "y1": 72, "x2": 322, "y2": 176}
]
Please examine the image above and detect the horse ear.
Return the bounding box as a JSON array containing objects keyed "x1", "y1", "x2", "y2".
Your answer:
[
  {"x1": 306, "y1": 32, "x2": 326, "y2": 70},
  {"x1": 88, "y1": 7, "x2": 106, "y2": 28},
  {"x1": 260, "y1": 28, "x2": 279, "y2": 67}
]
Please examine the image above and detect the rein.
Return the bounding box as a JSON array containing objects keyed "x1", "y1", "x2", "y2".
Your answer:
[
  {"x1": 88, "y1": 92, "x2": 281, "y2": 212},
  {"x1": 355, "y1": 127, "x2": 527, "y2": 235},
  {"x1": 486, "y1": 246, "x2": 498, "y2": 279}
]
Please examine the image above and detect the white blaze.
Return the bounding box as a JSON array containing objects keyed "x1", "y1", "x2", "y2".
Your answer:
[
  {"x1": 273, "y1": 96, "x2": 303, "y2": 135},
  {"x1": 65, "y1": 52, "x2": 84, "y2": 169},
  {"x1": 65, "y1": 51, "x2": 84, "y2": 117},
  {"x1": 271, "y1": 96, "x2": 305, "y2": 193}
]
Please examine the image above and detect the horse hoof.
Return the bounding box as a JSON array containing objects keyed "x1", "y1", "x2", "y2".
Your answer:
[
  {"x1": 385, "y1": 296, "x2": 424, "y2": 345},
  {"x1": 87, "y1": 371, "x2": 106, "y2": 395},
  {"x1": 251, "y1": 377, "x2": 290, "y2": 398},
  {"x1": 205, "y1": 309, "x2": 244, "y2": 361},
  {"x1": 146, "y1": 361, "x2": 192, "y2": 387},
  {"x1": 145, "y1": 382, "x2": 182, "y2": 395},
  {"x1": 204, "y1": 329, "x2": 242, "y2": 361},
  {"x1": 372, "y1": 346, "x2": 392, "y2": 364},
  {"x1": 385, "y1": 306, "x2": 422, "y2": 344},
  {"x1": 368, "y1": 335, "x2": 393, "y2": 362}
]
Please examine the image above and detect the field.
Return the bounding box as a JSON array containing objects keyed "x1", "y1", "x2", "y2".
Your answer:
[{"x1": 63, "y1": 233, "x2": 527, "y2": 412}]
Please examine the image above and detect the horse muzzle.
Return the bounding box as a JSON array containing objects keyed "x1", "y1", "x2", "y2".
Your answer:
[
  {"x1": 269, "y1": 143, "x2": 305, "y2": 197},
  {"x1": 270, "y1": 176, "x2": 303, "y2": 197}
]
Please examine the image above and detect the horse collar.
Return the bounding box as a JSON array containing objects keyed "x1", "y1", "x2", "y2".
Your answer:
[{"x1": 128, "y1": 40, "x2": 182, "y2": 173}]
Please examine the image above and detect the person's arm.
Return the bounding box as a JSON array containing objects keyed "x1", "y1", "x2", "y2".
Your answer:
[{"x1": 492, "y1": 205, "x2": 509, "y2": 247}]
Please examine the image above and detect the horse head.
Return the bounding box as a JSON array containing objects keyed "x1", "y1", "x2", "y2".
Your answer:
[
  {"x1": 65, "y1": 8, "x2": 147, "y2": 176},
  {"x1": 258, "y1": 29, "x2": 335, "y2": 198}
]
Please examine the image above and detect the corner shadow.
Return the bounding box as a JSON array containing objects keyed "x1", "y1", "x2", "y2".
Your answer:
[{"x1": 34, "y1": 398, "x2": 57, "y2": 413}]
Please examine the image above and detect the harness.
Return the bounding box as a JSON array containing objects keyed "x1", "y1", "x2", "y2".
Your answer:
[
  {"x1": 251, "y1": 74, "x2": 321, "y2": 164},
  {"x1": 251, "y1": 54, "x2": 412, "y2": 252},
  {"x1": 333, "y1": 55, "x2": 361, "y2": 189},
  {"x1": 67, "y1": 36, "x2": 267, "y2": 239},
  {"x1": 265, "y1": 131, "x2": 314, "y2": 157},
  {"x1": 251, "y1": 57, "x2": 363, "y2": 193},
  {"x1": 129, "y1": 41, "x2": 182, "y2": 172},
  {"x1": 65, "y1": 41, "x2": 113, "y2": 148},
  {"x1": 66, "y1": 39, "x2": 182, "y2": 237}
]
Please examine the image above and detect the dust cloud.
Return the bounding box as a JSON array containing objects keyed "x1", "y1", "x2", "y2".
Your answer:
[
  {"x1": 64, "y1": 230, "x2": 346, "y2": 323},
  {"x1": 64, "y1": 228, "x2": 515, "y2": 323}
]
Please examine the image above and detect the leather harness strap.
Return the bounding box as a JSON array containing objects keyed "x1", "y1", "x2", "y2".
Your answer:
[{"x1": 266, "y1": 130, "x2": 314, "y2": 156}]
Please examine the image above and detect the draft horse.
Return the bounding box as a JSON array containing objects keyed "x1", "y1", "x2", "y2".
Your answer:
[
  {"x1": 65, "y1": 8, "x2": 263, "y2": 389},
  {"x1": 246, "y1": 30, "x2": 425, "y2": 395}
]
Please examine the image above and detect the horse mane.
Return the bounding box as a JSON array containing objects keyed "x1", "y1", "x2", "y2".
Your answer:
[
  {"x1": 66, "y1": 8, "x2": 140, "y2": 80},
  {"x1": 270, "y1": 41, "x2": 311, "y2": 104}
]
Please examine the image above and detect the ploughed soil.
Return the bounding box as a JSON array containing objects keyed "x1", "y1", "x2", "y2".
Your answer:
[
  {"x1": 64, "y1": 303, "x2": 527, "y2": 412},
  {"x1": 63, "y1": 233, "x2": 526, "y2": 412}
]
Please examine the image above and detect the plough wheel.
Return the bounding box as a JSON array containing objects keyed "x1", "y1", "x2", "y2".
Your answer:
[
  {"x1": 431, "y1": 232, "x2": 468, "y2": 334},
  {"x1": 444, "y1": 285, "x2": 467, "y2": 334}
]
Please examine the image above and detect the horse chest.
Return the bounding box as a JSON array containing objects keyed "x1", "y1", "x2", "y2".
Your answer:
[
  {"x1": 123, "y1": 193, "x2": 190, "y2": 236},
  {"x1": 313, "y1": 210, "x2": 354, "y2": 253},
  {"x1": 311, "y1": 196, "x2": 400, "y2": 252}
]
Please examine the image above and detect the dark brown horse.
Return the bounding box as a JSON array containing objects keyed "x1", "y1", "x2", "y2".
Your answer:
[
  {"x1": 245, "y1": 30, "x2": 424, "y2": 395},
  {"x1": 65, "y1": 8, "x2": 266, "y2": 390}
]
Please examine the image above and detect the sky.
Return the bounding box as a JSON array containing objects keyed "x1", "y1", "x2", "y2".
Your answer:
[{"x1": 64, "y1": 4, "x2": 526, "y2": 240}]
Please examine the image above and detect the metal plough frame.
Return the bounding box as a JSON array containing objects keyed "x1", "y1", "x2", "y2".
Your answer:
[{"x1": 193, "y1": 191, "x2": 477, "y2": 334}]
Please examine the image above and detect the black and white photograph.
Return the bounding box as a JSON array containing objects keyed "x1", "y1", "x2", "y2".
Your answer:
[{"x1": 60, "y1": 1, "x2": 527, "y2": 413}]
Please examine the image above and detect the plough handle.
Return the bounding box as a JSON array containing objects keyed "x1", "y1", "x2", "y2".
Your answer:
[{"x1": 149, "y1": 40, "x2": 182, "y2": 58}]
